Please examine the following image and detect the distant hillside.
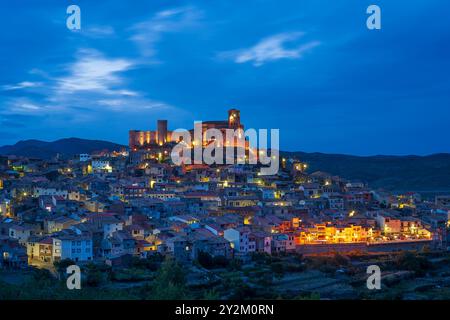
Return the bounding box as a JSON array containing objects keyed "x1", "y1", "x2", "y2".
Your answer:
[
  {"x1": 0, "y1": 138, "x2": 126, "y2": 159},
  {"x1": 1, "y1": 138, "x2": 449, "y2": 193},
  {"x1": 283, "y1": 151, "x2": 450, "y2": 193}
]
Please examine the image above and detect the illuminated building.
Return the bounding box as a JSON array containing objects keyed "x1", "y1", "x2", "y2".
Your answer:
[
  {"x1": 295, "y1": 223, "x2": 376, "y2": 244},
  {"x1": 129, "y1": 109, "x2": 252, "y2": 164},
  {"x1": 0, "y1": 199, "x2": 11, "y2": 217},
  {"x1": 129, "y1": 109, "x2": 247, "y2": 150}
]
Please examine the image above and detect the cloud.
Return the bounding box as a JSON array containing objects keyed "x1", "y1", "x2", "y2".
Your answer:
[
  {"x1": 98, "y1": 98, "x2": 170, "y2": 112},
  {"x1": 129, "y1": 6, "x2": 202, "y2": 58},
  {"x1": 2, "y1": 81, "x2": 43, "y2": 91},
  {"x1": 2, "y1": 98, "x2": 43, "y2": 113},
  {"x1": 55, "y1": 48, "x2": 135, "y2": 95},
  {"x1": 49, "y1": 49, "x2": 175, "y2": 113},
  {"x1": 83, "y1": 25, "x2": 115, "y2": 38},
  {"x1": 220, "y1": 32, "x2": 320, "y2": 66},
  {"x1": 1, "y1": 49, "x2": 175, "y2": 117}
]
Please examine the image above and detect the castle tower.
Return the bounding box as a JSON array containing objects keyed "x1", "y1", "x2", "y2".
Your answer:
[
  {"x1": 157, "y1": 120, "x2": 168, "y2": 145},
  {"x1": 228, "y1": 109, "x2": 241, "y2": 128},
  {"x1": 129, "y1": 130, "x2": 141, "y2": 150}
]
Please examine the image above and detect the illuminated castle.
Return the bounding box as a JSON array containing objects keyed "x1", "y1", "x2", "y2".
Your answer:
[
  {"x1": 129, "y1": 119, "x2": 171, "y2": 150},
  {"x1": 129, "y1": 109, "x2": 246, "y2": 151}
]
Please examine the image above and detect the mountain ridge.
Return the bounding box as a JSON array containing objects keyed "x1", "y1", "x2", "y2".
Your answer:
[
  {"x1": 282, "y1": 151, "x2": 450, "y2": 193},
  {"x1": 0, "y1": 138, "x2": 126, "y2": 159}
]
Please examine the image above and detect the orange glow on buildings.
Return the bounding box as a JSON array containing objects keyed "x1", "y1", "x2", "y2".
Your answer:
[
  {"x1": 295, "y1": 224, "x2": 377, "y2": 244},
  {"x1": 129, "y1": 109, "x2": 249, "y2": 151}
]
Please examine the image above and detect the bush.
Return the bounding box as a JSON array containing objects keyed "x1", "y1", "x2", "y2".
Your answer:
[
  {"x1": 395, "y1": 252, "x2": 432, "y2": 276},
  {"x1": 112, "y1": 268, "x2": 153, "y2": 282},
  {"x1": 54, "y1": 259, "x2": 76, "y2": 275},
  {"x1": 285, "y1": 262, "x2": 305, "y2": 273},
  {"x1": 131, "y1": 255, "x2": 162, "y2": 271},
  {"x1": 212, "y1": 255, "x2": 229, "y2": 268},
  {"x1": 150, "y1": 257, "x2": 188, "y2": 300},
  {"x1": 229, "y1": 284, "x2": 257, "y2": 300},
  {"x1": 86, "y1": 270, "x2": 107, "y2": 287},
  {"x1": 197, "y1": 251, "x2": 214, "y2": 269},
  {"x1": 295, "y1": 292, "x2": 321, "y2": 300},
  {"x1": 227, "y1": 259, "x2": 242, "y2": 271},
  {"x1": 271, "y1": 262, "x2": 285, "y2": 279},
  {"x1": 333, "y1": 253, "x2": 350, "y2": 266}
]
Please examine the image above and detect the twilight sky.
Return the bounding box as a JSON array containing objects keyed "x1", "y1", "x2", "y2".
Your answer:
[{"x1": 0, "y1": 0, "x2": 449, "y2": 155}]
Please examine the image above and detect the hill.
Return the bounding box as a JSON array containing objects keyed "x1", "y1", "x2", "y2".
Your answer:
[
  {"x1": 0, "y1": 138, "x2": 126, "y2": 159},
  {"x1": 283, "y1": 151, "x2": 450, "y2": 193}
]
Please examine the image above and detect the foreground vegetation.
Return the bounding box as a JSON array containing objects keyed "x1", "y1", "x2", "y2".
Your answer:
[{"x1": 2, "y1": 250, "x2": 450, "y2": 300}]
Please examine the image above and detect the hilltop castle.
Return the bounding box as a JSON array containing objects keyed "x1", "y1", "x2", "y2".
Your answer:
[{"x1": 129, "y1": 109, "x2": 245, "y2": 151}]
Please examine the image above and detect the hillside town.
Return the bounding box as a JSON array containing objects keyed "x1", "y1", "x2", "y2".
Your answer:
[{"x1": 0, "y1": 111, "x2": 450, "y2": 299}]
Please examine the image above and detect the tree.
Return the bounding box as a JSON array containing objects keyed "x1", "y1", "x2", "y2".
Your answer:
[
  {"x1": 84, "y1": 263, "x2": 110, "y2": 287},
  {"x1": 86, "y1": 270, "x2": 106, "y2": 287},
  {"x1": 197, "y1": 251, "x2": 214, "y2": 269},
  {"x1": 131, "y1": 254, "x2": 163, "y2": 271},
  {"x1": 212, "y1": 255, "x2": 229, "y2": 268},
  {"x1": 151, "y1": 257, "x2": 187, "y2": 299},
  {"x1": 395, "y1": 252, "x2": 431, "y2": 277},
  {"x1": 203, "y1": 289, "x2": 220, "y2": 300},
  {"x1": 271, "y1": 262, "x2": 285, "y2": 280},
  {"x1": 54, "y1": 258, "x2": 76, "y2": 278},
  {"x1": 296, "y1": 292, "x2": 321, "y2": 300},
  {"x1": 333, "y1": 253, "x2": 350, "y2": 266},
  {"x1": 229, "y1": 284, "x2": 257, "y2": 300},
  {"x1": 227, "y1": 258, "x2": 242, "y2": 271}
]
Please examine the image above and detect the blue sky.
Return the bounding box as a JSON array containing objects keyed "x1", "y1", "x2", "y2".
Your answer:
[{"x1": 0, "y1": 0, "x2": 449, "y2": 155}]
